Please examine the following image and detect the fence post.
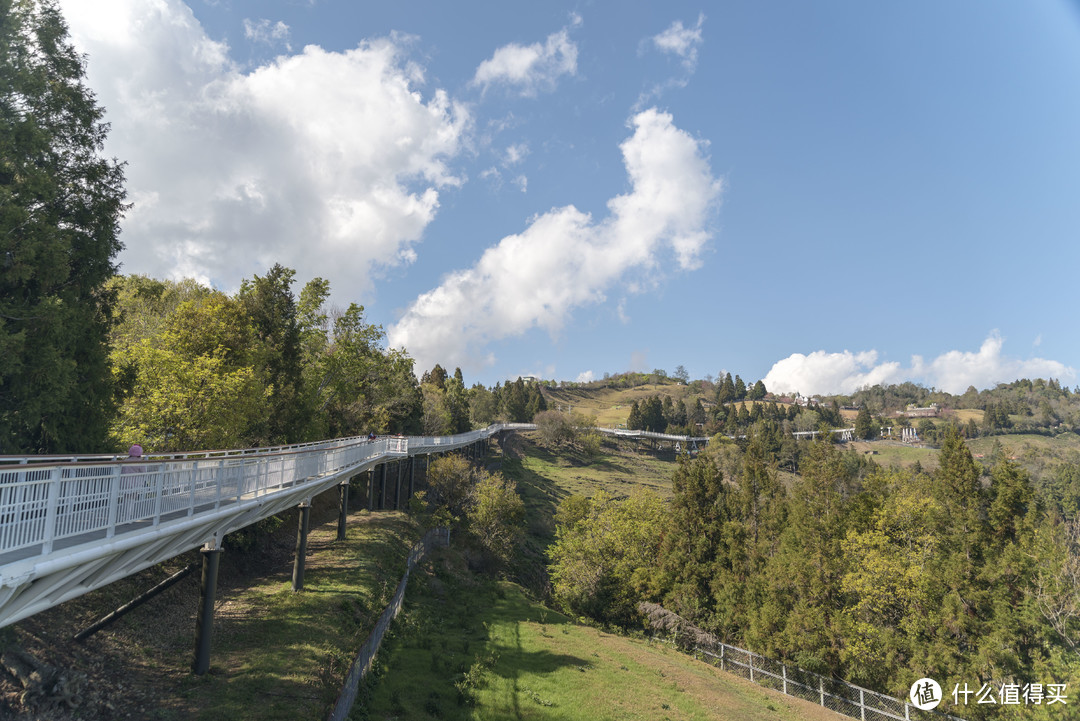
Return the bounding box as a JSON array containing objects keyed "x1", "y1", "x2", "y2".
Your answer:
[
  {"x1": 749, "y1": 652, "x2": 754, "y2": 683},
  {"x1": 860, "y1": 688, "x2": 865, "y2": 721},
  {"x1": 783, "y1": 664, "x2": 787, "y2": 695},
  {"x1": 43, "y1": 468, "x2": 61, "y2": 554},
  {"x1": 820, "y1": 677, "x2": 825, "y2": 707},
  {"x1": 720, "y1": 644, "x2": 724, "y2": 671}
]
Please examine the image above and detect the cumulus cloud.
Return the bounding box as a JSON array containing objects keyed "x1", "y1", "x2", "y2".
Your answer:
[
  {"x1": 910, "y1": 332, "x2": 1075, "y2": 394},
  {"x1": 59, "y1": 0, "x2": 469, "y2": 297},
  {"x1": 576, "y1": 370, "x2": 596, "y2": 383},
  {"x1": 763, "y1": 350, "x2": 904, "y2": 397},
  {"x1": 243, "y1": 18, "x2": 291, "y2": 50},
  {"x1": 472, "y1": 25, "x2": 578, "y2": 96},
  {"x1": 652, "y1": 14, "x2": 705, "y2": 70},
  {"x1": 388, "y1": 108, "x2": 722, "y2": 372},
  {"x1": 763, "y1": 332, "x2": 1076, "y2": 396},
  {"x1": 504, "y1": 143, "x2": 529, "y2": 166}
]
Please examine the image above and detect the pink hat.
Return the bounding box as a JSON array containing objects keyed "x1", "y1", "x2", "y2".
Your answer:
[{"x1": 128, "y1": 444, "x2": 143, "y2": 458}]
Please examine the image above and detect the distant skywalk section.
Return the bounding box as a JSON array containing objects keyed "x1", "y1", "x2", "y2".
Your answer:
[{"x1": 0, "y1": 423, "x2": 533, "y2": 630}]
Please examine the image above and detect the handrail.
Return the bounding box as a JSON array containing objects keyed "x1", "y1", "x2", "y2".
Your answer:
[{"x1": 0, "y1": 425, "x2": 533, "y2": 560}]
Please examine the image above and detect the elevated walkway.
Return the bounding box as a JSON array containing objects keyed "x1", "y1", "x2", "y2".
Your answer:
[{"x1": 0, "y1": 423, "x2": 534, "y2": 630}]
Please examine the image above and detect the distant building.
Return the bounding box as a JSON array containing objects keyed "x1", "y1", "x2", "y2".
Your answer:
[{"x1": 903, "y1": 403, "x2": 939, "y2": 418}]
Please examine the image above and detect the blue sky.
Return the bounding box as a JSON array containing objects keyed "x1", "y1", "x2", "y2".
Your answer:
[{"x1": 58, "y1": 0, "x2": 1080, "y2": 394}]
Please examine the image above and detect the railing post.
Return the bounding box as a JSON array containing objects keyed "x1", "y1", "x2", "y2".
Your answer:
[
  {"x1": 860, "y1": 688, "x2": 865, "y2": 721},
  {"x1": 819, "y1": 677, "x2": 825, "y2": 707},
  {"x1": 106, "y1": 465, "x2": 121, "y2": 538},
  {"x1": 782, "y1": 664, "x2": 787, "y2": 695},
  {"x1": 43, "y1": 468, "x2": 61, "y2": 554},
  {"x1": 720, "y1": 644, "x2": 724, "y2": 671},
  {"x1": 152, "y1": 462, "x2": 164, "y2": 526},
  {"x1": 749, "y1": 652, "x2": 754, "y2": 683}
]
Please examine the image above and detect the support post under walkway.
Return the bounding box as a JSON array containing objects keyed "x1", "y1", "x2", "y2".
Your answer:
[
  {"x1": 337, "y1": 480, "x2": 349, "y2": 541},
  {"x1": 192, "y1": 541, "x2": 223, "y2": 675},
  {"x1": 292, "y1": 501, "x2": 311, "y2": 592}
]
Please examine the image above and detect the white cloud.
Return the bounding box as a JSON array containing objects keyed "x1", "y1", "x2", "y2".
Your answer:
[
  {"x1": 243, "y1": 18, "x2": 291, "y2": 50},
  {"x1": 388, "y1": 108, "x2": 722, "y2": 372},
  {"x1": 504, "y1": 143, "x2": 529, "y2": 166},
  {"x1": 763, "y1": 332, "x2": 1076, "y2": 396},
  {"x1": 472, "y1": 25, "x2": 578, "y2": 96},
  {"x1": 59, "y1": 0, "x2": 469, "y2": 298},
  {"x1": 652, "y1": 14, "x2": 705, "y2": 71},
  {"x1": 910, "y1": 332, "x2": 1074, "y2": 394},
  {"x1": 763, "y1": 350, "x2": 903, "y2": 397},
  {"x1": 576, "y1": 370, "x2": 596, "y2": 383},
  {"x1": 512, "y1": 175, "x2": 528, "y2": 193}
]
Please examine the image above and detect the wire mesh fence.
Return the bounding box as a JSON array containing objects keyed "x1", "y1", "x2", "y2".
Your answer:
[
  {"x1": 690, "y1": 639, "x2": 965, "y2": 721},
  {"x1": 328, "y1": 526, "x2": 449, "y2": 721}
]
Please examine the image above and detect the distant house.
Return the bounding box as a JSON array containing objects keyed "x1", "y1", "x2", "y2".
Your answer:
[{"x1": 903, "y1": 403, "x2": 939, "y2": 418}]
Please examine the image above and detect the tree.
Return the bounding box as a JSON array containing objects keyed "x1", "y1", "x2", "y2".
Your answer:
[
  {"x1": 239, "y1": 264, "x2": 305, "y2": 443},
  {"x1": 627, "y1": 400, "x2": 643, "y2": 430},
  {"x1": 750, "y1": 380, "x2": 767, "y2": 401},
  {"x1": 717, "y1": 373, "x2": 735, "y2": 404},
  {"x1": 535, "y1": 409, "x2": 576, "y2": 447},
  {"x1": 673, "y1": 365, "x2": 690, "y2": 383},
  {"x1": 468, "y1": 470, "x2": 525, "y2": 567},
  {"x1": 734, "y1": 375, "x2": 747, "y2": 401},
  {"x1": 854, "y1": 406, "x2": 876, "y2": 440},
  {"x1": 110, "y1": 291, "x2": 269, "y2": 451},
  {"x1": 1, "y1": 0, "x2": 128, "y2": 452}
]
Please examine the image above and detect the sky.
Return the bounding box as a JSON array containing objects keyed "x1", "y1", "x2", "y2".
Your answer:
[{"x1": 56, "y1": 0, "x2": 1080, "y2": 395}]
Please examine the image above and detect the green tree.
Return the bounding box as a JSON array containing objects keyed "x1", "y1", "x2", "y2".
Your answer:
[
  {"x1": 734, "y1": 375, "x2": 747, "y2": 401},
  {"x1": 854, "y1": 405, "x2": 876, "y2": 440},
  {"x1": 239, "y1": 264, "x2": 305, "y2": 443},
  {"x1": 627, "y1": 400, "x2": 643, "y2": 430},
  {"x1": 717, "y1": 373, "x2": 735, "y2": 404},
  {"x1": 468, "y1": 470, "x2": 525, "y2": 567},
  {"x1": 673, "y1": 364, "x2": 690, "y2": 383},
  {"x1": 110, "y1": 291, "x2": 269, "y2": 451},
  {"x1": 750, "y1": 380, "x2": 767, "y2": 401},
  {"x1": 1, "y1": 0, "x2": 128, "y2": 452},
  {"x1": 549, "y1": 489, "x2": 666, "y2": 626}
]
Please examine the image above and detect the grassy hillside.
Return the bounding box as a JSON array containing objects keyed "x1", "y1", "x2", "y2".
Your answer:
[
  {"x1": 1, "y1": 495, "x2": 421, "y2": 721},
  {"x1": 543, "y1": 384, "x2": 702, "y2": 428},
  {"x1": 357, "y1": 550, "x2": 839, "y2": 721}
]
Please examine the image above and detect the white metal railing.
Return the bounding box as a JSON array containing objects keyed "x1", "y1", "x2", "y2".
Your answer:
[
  {"x1": 0, "y1": 436, "x2": 400, "y2": 558},
  {"x1": 0, "y1": 425, "x2": 535, "y2": 561},
  {"x1": 594, "y1": 428, "x2": 711, "y2": 443}
]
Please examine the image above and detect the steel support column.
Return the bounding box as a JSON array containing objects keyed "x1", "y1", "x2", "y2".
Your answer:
[
  {"x1": 366, "y1": 469, "x2": 374, "y2": 511},
  {"x1": 292, "y1": 502, "x2": 311, "y2": 592},
  {"x1": 395, "y1": 461, "x2": 403, "y2": 510},
  {"x1": 380, "y1": 463, "x2": 387, "y2": 510},
  {"x1": 408, "y1": 458, "x2": 415, "y2": 501},
  {"x1": 192, "y1": 542, "x2": 222, "y2": 675},
  {"x1": 337, "y1": 481, "x2": 349, "y2": 541}
]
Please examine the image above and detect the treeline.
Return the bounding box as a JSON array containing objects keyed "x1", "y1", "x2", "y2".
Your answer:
[
  {"x1": 417, "y1": 364, "x2": 547, "y2": 436},
  {"x1": 104, "y1": 268, "x2": 548, "y2": 453},
  {"x1": 549, "y1": 428, "x2": 1080, "y2": 719}
]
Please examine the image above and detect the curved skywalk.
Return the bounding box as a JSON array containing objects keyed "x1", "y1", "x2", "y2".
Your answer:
[{"x1": 0, "y1": 424, "x2": 534, "y2": 629}]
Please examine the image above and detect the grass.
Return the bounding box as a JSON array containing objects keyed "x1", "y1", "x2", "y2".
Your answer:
[
  {"x1": 356, "y1": 552, "x2": 838, "y2": 721},
  {"x1": 543, "y1": 385, "x2": 704, "y2": 429},
  {"x1": 500, "y1": 433, "x2": 676, "y2": 545},
  {"x1": 847, "y1": 441, "x2": 940, "y2": 471},
  {"x1": 177, "y1": 512, "x2": 421, "y2": 720}
]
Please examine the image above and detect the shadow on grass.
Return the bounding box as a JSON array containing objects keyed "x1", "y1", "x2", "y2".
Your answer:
[{"x1": 188, "y1": 512, "x2": 421, "y2": 721}]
